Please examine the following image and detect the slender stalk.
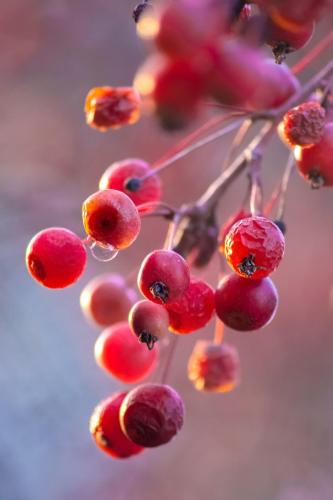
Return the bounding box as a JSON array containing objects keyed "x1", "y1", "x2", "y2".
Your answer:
[
  {"x1": 221, "y1": 118, "x2": 253, "y2": 172},
  {"x1": 249, "y1": 151, "x2": 264, "y2": 216},
  {"x1": 161, "y1": 335, "x2": 178, "y2": 385},
  {"x1": 214, "y1": 319, "x2": 224, "y2": 344},
  {"x1": 276, "y1": 152, "x2": 295, "y2": 220}
]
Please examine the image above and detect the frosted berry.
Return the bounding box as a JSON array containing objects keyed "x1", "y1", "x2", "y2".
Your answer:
[
  {"x1": 120, "y1": 383, "x2": 184, "y2": 447},
  {"x1": 82, "y1": 189, "x2": 141, "y2": 249},
  {"x1": 89, "y1": 392, "x2": 144, "y2": 459},
  {"x1": 129, "y1": 300, "x2": 169, "y2": 350},
  {"x1": 224, "y1": 216, "x2": 285, "y2": 279},
  {"x1": 138, "y1": 249, "x2": 190, "y2": 305},
  {"x1": 85, "y1": 86, "x2": 140, "y2": 131},
  {"x1": 94, "y1": 322, "x2": 158, "y2": 383},
  {"x1": 26, "y1": 227, "x2": 87, "y2": 289},
  {"x1": 188, "y1": 340, "x2": 240, "y2": 392},
  {"x1": 218, "y1": 209, "x2": 251, "y2": 255},
  {"x1": 99, "y1": 158, "x2": 162, "y2": 213},
  {"x1": 294, "y1": 123, "x2": 333, "y2": 188},
  {"x1": 80, "y1": 273, "x2": 137, "y2": 327},
  {"x1": 215, "y1": 274, "x2": 278, "y2": 331},
  {"x1": 282, "y1": 101, "x2": 326, "y2": 147},
  {"x1": 166, "y1": 278, "x2": 215, "y2": 334}
]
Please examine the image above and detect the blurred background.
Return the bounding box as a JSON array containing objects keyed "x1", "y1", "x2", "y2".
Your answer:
[{"x1": 1, "y1": 1, "x2": 333, "y2": 499}]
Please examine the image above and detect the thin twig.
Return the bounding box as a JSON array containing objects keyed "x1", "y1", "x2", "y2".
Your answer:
[
  {"x1": 276, "y1": 152, "x2": 295, "y2": 220},
  {"x1": 221, "y1": 118, "x2": 253, "y2": 172},
  {"x1": 161, "y1": 335, "x2": 178, "y2": 385}
]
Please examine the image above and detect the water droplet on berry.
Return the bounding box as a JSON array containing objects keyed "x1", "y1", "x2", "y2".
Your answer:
[{"x1": 85, "y1": 236, "x2": 119, "y2": 262}]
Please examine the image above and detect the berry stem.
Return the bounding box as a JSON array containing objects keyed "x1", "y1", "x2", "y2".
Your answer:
[
  {"x1": 164, "y1": 213, "x2": 182, "y2": 250},
  {"x1": 161, "y1": 335, "x2": 178, "y2": 385},
  {"x1": 249, "y1": 150, "x2": 264, "y2": 216},
  {"x1": 214, "y1": 318, "x2": 224, "y2": 344},
  {"x1": 292, "y1": 30, "x2": 333, "y2": 76},
  {"x1": 276, "y1": 152, "x2": 295, "y2": 221},
  {"x1": 138, "y1": 201, "x2": 176, "y2": 218},
  {"x1": 221, "y1": 118, "x2": 253, "y2": 172}
]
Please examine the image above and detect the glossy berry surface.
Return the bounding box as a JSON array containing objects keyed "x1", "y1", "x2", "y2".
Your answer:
[
  {"x1": 80, "y1": 273, "x2": 137, "y2": 327},
  {"x1": 265, "y1": 18, "x2": 314, "y2": 62},
  {"x1": 89, "y1": 392, "x2": 144, "y2": 459},
  {"x1": 138, "y1": 249, "x2": 190, "y2": 304},
  {"x1": 129, "y1": 300, "x2": 169, "y2": 350},
  {"x1": 166, "y1": 278, "x2": 215, "y2": 334},
  {"x1": 294, "y1": 123, "x2": 333, "y2": 188},
  {"x1": 188, "y1": 340, "x2": 240, "y2": 392},
  {"x1": 94, "y1": 322, "x2": 158, "y2": 383},
  {"x1": 26, "y1": 227, "x2": 87, "y2": 289},
  {"x1": 215, "y1": 274, "x2": 278, "y2": 331},
  {"x1": 218, "y1": 209, "x2": 251, "y2": 255},
  {"x1": 85, "y1": 86, "x2": 140, "y2": 131},
  {"x1": 120, "y1": 383, "x2": 184, "y2": 447},
  {"x1": 282, "y1": 101, "x2": 326, "y2": 147},
  {"x1": 82, "y1": 189, "x2": 141, "y2": 249},
  {"x1": 99, "y1": 158, "x2": 162, "y2": 213},
  {"x1": 224, "y1": 216, "x2": 285, "y2": 279}
]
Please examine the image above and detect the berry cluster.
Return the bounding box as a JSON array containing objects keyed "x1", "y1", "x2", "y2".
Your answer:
[{"x1": 25, "y1": 0, "x2": 333, "y2": 460}]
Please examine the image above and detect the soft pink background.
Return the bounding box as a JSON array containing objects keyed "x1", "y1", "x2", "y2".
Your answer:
[{"x1": 1, "y1": 1, "x2": 333, "y2": 499}]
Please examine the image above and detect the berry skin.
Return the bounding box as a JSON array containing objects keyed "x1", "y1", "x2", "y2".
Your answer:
[
  {"x1": 80, "y1": 273, "x2": 137, "y2": 327},
  {"x1": 224, "y1": 216, "x2": 285, "y2": 279},
  {"x1": 166, "y1": 278, "x2": 215, "y2": 334},
  {"x1": 137, "y1": 250, "x2": 190, "y2": 305},
  {"x1": 215, "y1": 274, "x2": 278, "y2": 331},
  {"x1": 119, "y1": 383, "x2": 184, "y2": 447},
  {"x1": 94, "y1": 322, "x2": 158, "y2": 383},
  {"x1": 294, "y1": 123, "x2": 333, "y2": 188},
  {"x1": 129, "y1": 300, "x2": 170, "y2": 350},
  {"x1": 82, "y1": 189, "x2": 141, "y2": 249},
  {"x1": 90, "y1": 392, "x2": 144, "y2": 459},
  {"x1": 188, "y1": 340, "x2": 240, "y2": 392},
  {"x1": 84, "y1": 86, "x2": 140, "y2": 131},
  {"x1": 26, "y1": 227, "x2": 87, "y2": 289},
  {"x1": 281, "y1": 101, "x2": 326, "y2": 147},
  {"x1": 265, "y1": 17, "x2": 315, "y2": 63},
  {"x1": 218, "y1": 209, "x2": 251, "y2": 255},
  {"x1": 99, "y1": 158, "x2": 162, "y2": 213}
]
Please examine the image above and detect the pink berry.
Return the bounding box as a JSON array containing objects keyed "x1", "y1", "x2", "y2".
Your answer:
[
  {"x1": 137, "y1": 249, "x2": 190, "y2": 304},
  {"x1": 26, "y1": 227, "x2": 87, "y2": 289},
  {"x1": 188, "y1": 340, "x2": 241, "y2": 392},
  {"x1": 129, "y1": 300, "x2": 170, "y2": 350},
  {"x1": 80, "y1": 273, "x2": 137, "y2": 327},
  {"x1": 215, "y1": 274, "x2": 278, "y2": 331},
  {"x1": 89, "y1": 392, "x2": 144, "y2": 459},
  {"x1": 82, "y1": 189, "x2": 141, "y2": 249},
  {"x1": 94, "y1": 322, "x2": 158, "y2": 383},
  {"x1": 99, "y1": 158, "x2": 162, "y2": 213},
  {"x1": 119, "y1": 383, "x2": 184, "y2": 447}
]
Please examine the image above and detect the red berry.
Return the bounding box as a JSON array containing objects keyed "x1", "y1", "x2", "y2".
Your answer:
[
  {"x1": 215, "y1": 274, "x2": 278, "y2": 331},
  {"x1": 294, "y1": 123, "x2": 333, "y2": 188},
  {"x1": 166, "y1": 278, "x2": 215, "y2": 334},
  {"x1": 119, "y1": 383, "x2": 184, "y2": 447},
  {"x1": 129, "y1": 300, "x2": 170, "y2": 350},
  {"x1": 138, "y1": 249, "x2": 190, "y2": 305},
  {"x1": 89, "y1": 392, "x2": 144, "y2": 459},
  {"x1": 80, "y1": 273, "x2": 137, "y2": 327},
  {"x1": 218, "y1": 209, "x2": 251, "y2": 255},
  {"x1": 259, "y1": 0, "x2": 329, "y2": 27},
  {"x1": 99, "y1": 158, "x2": 162, "y2": 213},
  {"x1": 224, "y1": 216, "x2": 285, "y2": 279},
  {"x1": 82, "y1": 189, "x2": 141, "y2": 249},
  {"x1": 281, "y1": 101, "x2": 326, "y2": 148},
  {"x1": 26, "y1": 227, "x2": 87, "y2": 289},
  {"x1": 188, "y1": 340, "x2": 241, "y2": 392},
  {"x1": 265, "y1": 17, "x2": 315, "y2": 63},
  {"x1": 94, "y1": 322, "x2": 158, "y2": 383},
  {"x1": 84, "y1": 86, "x2": 140, "y2": 131}
]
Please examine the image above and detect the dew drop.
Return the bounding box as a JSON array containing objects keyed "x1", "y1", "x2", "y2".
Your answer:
[{"x1": 84, "y1": 236, "x2": 119, "y2": 262}]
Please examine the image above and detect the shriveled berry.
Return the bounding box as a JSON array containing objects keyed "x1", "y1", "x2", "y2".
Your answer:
[
  {"x1": 85, "y1": 86, "x2": 140, "y2": 131},
  {"x1": 188, "y1": 340, "x2": 240, "y2": 392},
  {"x1": 215, "y1": 274, "x2": 278, "y2": 331},
  {"x1": 26, "y1": 227, "x2": 87, "y2": 289},
  {"x1": 166, "y1": 278, "x2": 215, "y2": 334},
  {"x1": 89, "y1": 392, "x2": 144, "y2": 459},
  {"x1": 138, "y1": 250, "x2": 190, "y2": 305},
  {"x1": 224, "y1": 216, "x2": 285, "y2": 279},
  {"x1": 80, "y1": 273, "x2": 137, "y2": 327},
  {"x1": 82, "y1": 189, "x2": 141, "y2": 249},
  {"x1": 294, "y1": 123, "x2": 333, "y2": 188},
  {"x1": 129, "y1": 300, "x2": 169, "y2": 350},
  {"x1": 99, "y1": 158, "x2": 162, "y2": 213},
  {"x1": 94, "y1": 322, "x2": 158, "y2": 383},
  {"x1": 119, "y1": 383, "x2": 184, "y2": 447},
  {"x1": 218, "y1": 209, "x2": 251, "y2": 255},
  {"x1": 282, "y1": 101, "x2": 326, "y2": 147}
]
